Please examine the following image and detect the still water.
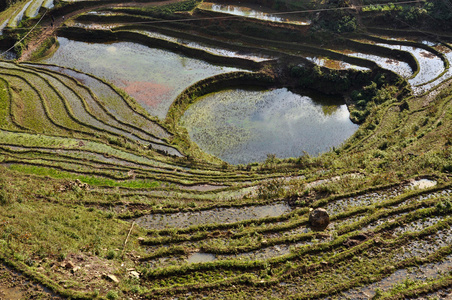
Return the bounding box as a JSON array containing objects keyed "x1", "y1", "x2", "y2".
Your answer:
[
  {"x1": 199, "y1": 2, "x2": 311, "y2": 25},
  {"x1": 43, "y1": 37, "x2": 242, "y2": 119},
  {"x1": 181, "y1": 88, "x2": 359, "y2": 164}
]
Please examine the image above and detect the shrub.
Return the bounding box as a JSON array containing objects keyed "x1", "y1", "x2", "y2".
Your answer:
[{"x1": 106, "y1": 290, "x2": 119, "y2": 300}]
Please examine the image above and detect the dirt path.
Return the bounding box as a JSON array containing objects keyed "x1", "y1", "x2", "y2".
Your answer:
[{"x1": 18, "y1": 0, "x2": 185, "y2": 62}]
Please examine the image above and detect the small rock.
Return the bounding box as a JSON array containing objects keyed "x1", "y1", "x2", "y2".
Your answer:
[
  {"x1": 65, "y1": 261, "x2": 75, "y2": 269},
  {"x1": 137, "y1": 237, "x2": 145, "y2": 242},
  {"x1": 130, "y1": 271, "x2": 140, "y2": 279},
  {"x1": 104, "y1": 274, "x2": 119, "y2": 283},
  {"x1": 309, "y1": 208, "x2": 330, "y2": 230},
  {"x1": 71, "y1": 266, "x2": 80, "y2": 274}
]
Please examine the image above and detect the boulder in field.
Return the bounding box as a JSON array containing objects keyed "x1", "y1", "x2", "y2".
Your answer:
[{"x1": 309, "y1": 208, "x2": 330, "y2": 230}]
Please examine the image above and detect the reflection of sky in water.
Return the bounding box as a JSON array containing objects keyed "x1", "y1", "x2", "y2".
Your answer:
[
  {"x1": 306, "y1": 57, "x2": 370, "y2": 71},
  {"x1": 181, "y1": 88, "x2": 358, "y2": 164},
  {"x1": 376, "y1": 43, "x2": 444, "y2": 87},
  {"x1": 135, "y1": 202, "x2": 291, "y2": 229},
  {"x1": 200, "y1": 2, "x2": 311, "y2": 25},
  {"x1": 131, "y1": 30, "x2": 273, "y2": 62},
  {"x1": 412, "y1": 43, "x2": 452, "y2": 94},
  {"x1": 43, "y1": 37, "x2": 241, "y2": 119},
  {"x1": 348, "y1": 52, "x2": 412, "y2": 78}
]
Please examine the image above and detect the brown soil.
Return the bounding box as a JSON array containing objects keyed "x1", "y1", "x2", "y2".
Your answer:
[{"x1": 0, "y1": 262, "x2": 61, "y2": 300}]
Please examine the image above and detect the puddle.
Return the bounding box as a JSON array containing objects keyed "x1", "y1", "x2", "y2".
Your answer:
[
  {"x1": 181, "y1": 87, "x2": 359, "y2": 165},
  {"x1": 199, "y1": 2, "x2": 311, "y2": 25},
  {"x1": 0, "y1": 263, "x2": 61, "y2": 299},
  {"x1": 187, "y1": 252, "x2": 216, "y2": 264},
  {"x1": 135, "y1": 202, "x2": 291, "y2": 230},
  {"x1": 0, "y1": 287, "x2": 23, "y2": 300},
  {"x1": 306, "y1": 56, "x2": 370, "y2": 71},
  {"x1": 42, "y1": 37, "x2": 243, "y2": 119},
  {"x1": 408, "y1": 179, "x2": 437, "y2": 190}
]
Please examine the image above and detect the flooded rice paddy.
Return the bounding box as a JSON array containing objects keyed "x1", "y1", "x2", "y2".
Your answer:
[
  {"x1": 135, "y1": 202, "x2": 291, "y2": 230},
  {"x1": 414, "y1": 43, "x2": 452, "y2": 94},
  {"x1": 347, "y1": 51, "x2": 413, "y2": 78},
  {"x1": 306, "y1": 56, "x2": 370, "y2": 71},
  {"x1": 375, "y1": 42, "x2": 444, "y2": 88},
  {"x1": 42, "y1": 37, "x2": 243, "y2": 119},
  {"x1": 187, "y1": 252, "x2": 216, "y2": 264},
  {"x1": 199, "y1": 2, "x2": 311, "y2": 25},
  {"x1": 132, "y1": 30, "x2": 274, "y2": 62},
  {"x1": 342, "y1": 254, "x2": 452, "y2": 299},
  {"x1": 181, "y1": 88, "x2": 359, "y2": 164}
]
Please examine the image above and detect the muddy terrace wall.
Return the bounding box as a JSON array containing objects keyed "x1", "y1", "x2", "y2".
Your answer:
[{"x1": 56, "y1": 27, "x2": 265, "y2": 71}]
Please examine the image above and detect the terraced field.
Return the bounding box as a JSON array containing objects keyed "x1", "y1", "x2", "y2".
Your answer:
[{"x1": 0, "y1": 0, "x2": 451, "y2": 299}]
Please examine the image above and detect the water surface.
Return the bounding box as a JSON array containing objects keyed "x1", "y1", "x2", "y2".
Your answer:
[
  {"x1": 43, "y1": 37, "x2": 242, "y2": 119},
  {"x1": 135, "y1": 202, "x2": 291, "y2": 230},
  {"x1": 181, "y1": 88, "x2": 359, "y2": 164},
  {"x1": 199, "y1": 2, "x2": 311, "y2": 25}
]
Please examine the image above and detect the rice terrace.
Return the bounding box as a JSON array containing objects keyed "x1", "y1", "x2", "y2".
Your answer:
[{"x1": 0, "y1": 0, "x2": 452, "y2": 298}]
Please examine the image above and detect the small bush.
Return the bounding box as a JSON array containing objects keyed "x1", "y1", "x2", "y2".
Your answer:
[
  {"x1": 106, "y1": 290, "x2": 119, "y2": 300},
  {"x1": 106, "y1": 249, "x2": 116, "y2": 260}
]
